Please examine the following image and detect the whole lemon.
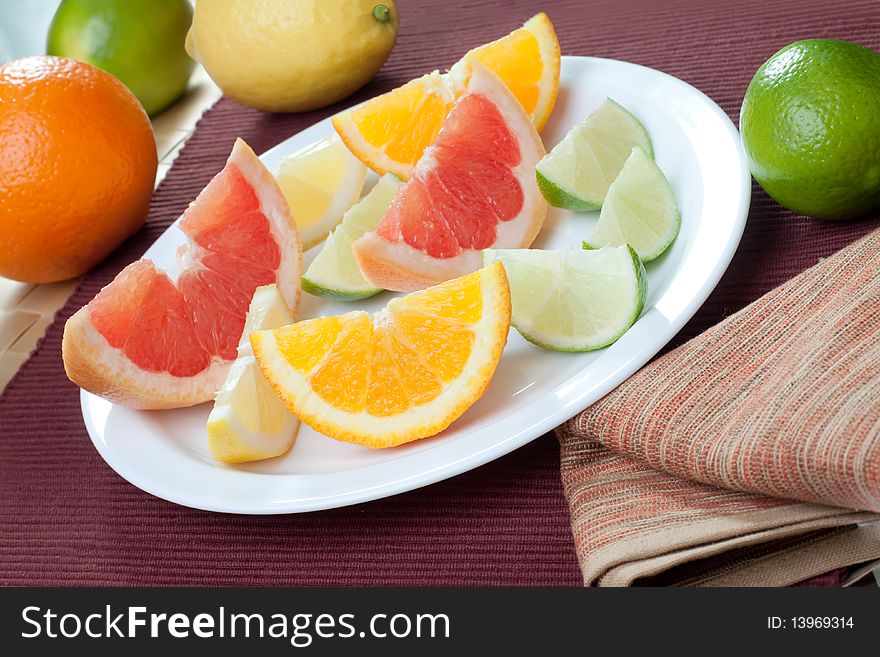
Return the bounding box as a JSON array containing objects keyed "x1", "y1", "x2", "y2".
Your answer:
[
  {"x1": 186, "y1": 0, "x2": 399, "y2": 113},
  {"x1": 740, "y1": 39, "x2": 880, "y2": 219},
  {"x1": 47, "y1": 0, "x2": 195, "y2": 117},
  {"x1": 0, "y1": 57, "x2": 157, "y2": 283}
]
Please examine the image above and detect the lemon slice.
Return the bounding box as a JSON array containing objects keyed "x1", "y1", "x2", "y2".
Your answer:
[
  {"x1": 536, "y1": 98, "x2": 652, "y2": 211},
  {"x1": 207, "y1": 284, "x2": 299, "y2": 464},
  {"x1": 483, "y1": 246, "x2": 647, "y2": 351},
  {"x1": 275, "y1": 135, "x2": 367, "y2": 250},
  {"x1": 585, "y1": 146, "x2": 680, "y2": 261},
  {"x1": 302, "y1": 174, "x2": 400, "y2": 300}
]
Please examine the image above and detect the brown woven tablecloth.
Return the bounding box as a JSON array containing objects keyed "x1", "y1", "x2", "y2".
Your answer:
[{"x1": 1, "y1": 0, "x2": 879, "y2": 585}]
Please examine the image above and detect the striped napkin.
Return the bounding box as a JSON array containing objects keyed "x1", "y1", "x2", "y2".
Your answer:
[{"x1": 557, "y1": 227, "x2": 880, "y2": 586}]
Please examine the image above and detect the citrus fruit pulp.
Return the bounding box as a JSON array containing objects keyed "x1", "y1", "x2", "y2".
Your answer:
[
  {"x1": 62, "y1": 139, "x2": 302, "y2": 409},
  {"x1": 739, "y1": 39, "x2": 880, "y2": 219},
  {"x1": 536, "y1": 98, "x2": 653, "y2": 211},
  {"x1": 352, "y1": 64, "x2": 547, "y2": 292},
  {"x1": 585, "y1": 146, "x2": 680, "y2": 261},
  {"x1": 275, "y1": 135, "x2": 367, "y2": 250},
  {"x1": 251, "y1": 262, "x2": 511, "y2": 449},
  {"x1": 332, "y1": 12, "x2": 559, "y2": 180},
  {"x1": 302, "y1": 174, "x2": 401, "y2": 301},
  {"x1": 207, "y1": 285, "x2": 299, "y2": 464},
  {"x1": 483, "y1": 246, "x2": 647, "y2": 352}
]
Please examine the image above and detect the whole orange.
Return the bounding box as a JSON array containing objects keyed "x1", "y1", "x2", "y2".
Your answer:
[{"x1": 0, "y1": 56, "x2": 157, "y2": 283}]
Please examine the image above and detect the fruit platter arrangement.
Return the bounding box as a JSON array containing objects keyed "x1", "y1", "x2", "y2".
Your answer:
[{"x1": 47, "y1": 11, "x2": 750, "y2": 511}]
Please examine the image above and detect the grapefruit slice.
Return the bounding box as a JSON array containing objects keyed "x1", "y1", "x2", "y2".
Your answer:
[
  {"x1": 351, "y1": 64, "x2": 547, "y2": 292},
  {"x1": 62, "y1": 139, "x2": 302, "y2": 410}
]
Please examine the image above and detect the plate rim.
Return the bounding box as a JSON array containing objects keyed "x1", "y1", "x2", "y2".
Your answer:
[{"x1": 82, "y1": 55, "x2": 751, "y2": 514}]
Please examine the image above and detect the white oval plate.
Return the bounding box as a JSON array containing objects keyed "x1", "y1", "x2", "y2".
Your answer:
[{"x1": 82, "y1": 56, "x2": 750, "y2": 513}]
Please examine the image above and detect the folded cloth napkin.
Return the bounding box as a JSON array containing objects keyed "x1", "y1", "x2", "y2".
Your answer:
[{"x1": 557, "y1": 227, "x2": 880, "y2": 586}]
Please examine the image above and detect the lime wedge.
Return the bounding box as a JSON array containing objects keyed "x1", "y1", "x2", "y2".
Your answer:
[
  {"x1": 275, "y1": 135, "x2": 367, "y2": 250},
  {"x1": 482, "y1": 245, "x2": 647, "y2": 351},
  {"x1": 207, "y1": 284, "x2": 299, "y2": 464},
  {"x1": 302, "y1": 174, "x2": 400, "y2": 300},
  {"x1": 584, "y1": 146, "x2": 680, "y2": 261},
  {"x1": 536, "y1": 98, "x2": 653, "y2": 211}
]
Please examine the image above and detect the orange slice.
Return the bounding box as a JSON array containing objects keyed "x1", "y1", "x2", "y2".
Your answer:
[
  {"x1": 333, "y1": 13, "x2": 560, "y2": 180},
  {"x1": 251, "y1": 263, "x2": 511, "y2": 448}
]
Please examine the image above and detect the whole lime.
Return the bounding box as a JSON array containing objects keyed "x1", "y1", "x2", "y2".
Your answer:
[
  {"x1": 740, "y1": 39, "x2": 880, "y2": 219},
  {"x1": 47, "y1": 0, "x2": 195, "y2": 116},
  {"x1": 185, "y1": 0, "x2": 399, "y2": 113}
]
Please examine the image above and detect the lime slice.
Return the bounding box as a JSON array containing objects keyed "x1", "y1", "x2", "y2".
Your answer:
[
  {"x1": 302, "y1": 173, "x2": 400, "y2": 300},
  {"x1": 584, "y1": 146, "x2": 680, "y2": 261},
  {"x1": 536, "y1": 98, "x2": 653, "y2": 211},
  {"x1": 275, "y1": 135, "x2": 367, "y2": 250},
  {"x1": 482, "y1": 245, "x2": 647, "y2": 352},
  {"x1": 207, "y1": 284, "x2": 299, "y2": 464}
]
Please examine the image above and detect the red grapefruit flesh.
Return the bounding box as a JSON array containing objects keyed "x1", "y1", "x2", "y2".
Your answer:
[
  {"x1": 352, "y1": 64, "x2": 547, "y2": 292},
  {"x1": 62, "y1": 139, "x2": 302, "y2": 409}
]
